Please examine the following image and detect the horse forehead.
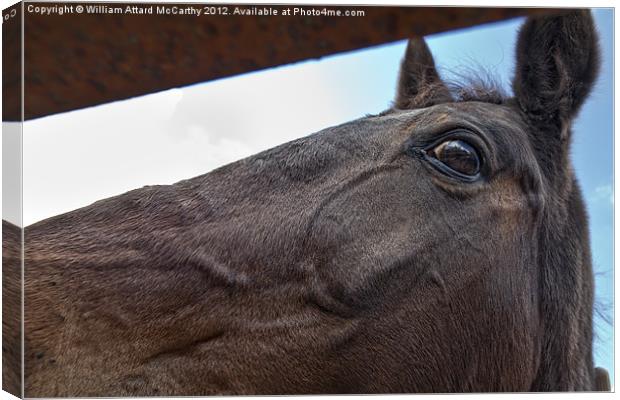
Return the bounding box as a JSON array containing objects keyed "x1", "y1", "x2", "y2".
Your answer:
[
  {"x1": 429, "y1": 102, "x2": 518, "y2": 124},
  {"x1": 384, "y1": 102, "x2": 520, "y2": 126}
]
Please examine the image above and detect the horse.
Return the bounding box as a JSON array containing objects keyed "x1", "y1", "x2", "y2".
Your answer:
[{"x1": 2, "y1": 9, "x2": 611, "y2": 396}]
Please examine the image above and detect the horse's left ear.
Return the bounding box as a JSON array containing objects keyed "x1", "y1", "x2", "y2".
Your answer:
[
  {"x1": 512, "y1": 10, "x2": 600, "y2": 137},
  {"x1": 395, "y1": 38, "x2": 453, "y2": 109}
]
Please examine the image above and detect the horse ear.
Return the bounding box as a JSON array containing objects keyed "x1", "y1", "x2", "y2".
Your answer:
[
  {"x1": 395, "y1": 38, "x2": 452, "y2": 109},
  {"x1": 512, "y1": 10, "x2": 600, "y2": 136}
]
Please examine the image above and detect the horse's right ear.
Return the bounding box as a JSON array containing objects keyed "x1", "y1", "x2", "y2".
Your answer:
[
  {"x1": 395, "y1": 38, "x2": 452, "y2": 110},
  {"x1": 512, "y1": 10, "x2": 600, "y2": 138}
]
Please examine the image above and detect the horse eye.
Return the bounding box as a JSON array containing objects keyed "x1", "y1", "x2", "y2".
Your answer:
[{"x1": 429, "y1": 140, "x2": 481, "y2": 177}]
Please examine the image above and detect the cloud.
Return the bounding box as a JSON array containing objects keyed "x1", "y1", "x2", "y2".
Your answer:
[
  {"x1": 592, "y1": 184, "x2": 614, "y2": 205},
  {"x1": 163, "y1": 57, "x2": 363, "y2": 152}
]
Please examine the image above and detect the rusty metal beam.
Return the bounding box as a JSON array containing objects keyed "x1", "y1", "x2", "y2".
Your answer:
[{"x1": 3, "y1": 3, "x2": 553, "y2": 121}]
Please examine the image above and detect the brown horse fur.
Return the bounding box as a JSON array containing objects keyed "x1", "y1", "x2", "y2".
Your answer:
[{"x1": 2, "y1": 10, "x2": 610, "y2": 396}]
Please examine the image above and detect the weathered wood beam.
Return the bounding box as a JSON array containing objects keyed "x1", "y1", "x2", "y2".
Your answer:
[{"x1": 3, "y1": 4, "x2": 552, "y2": 121}]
